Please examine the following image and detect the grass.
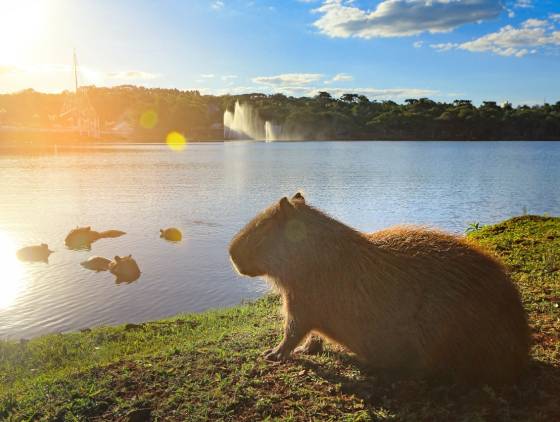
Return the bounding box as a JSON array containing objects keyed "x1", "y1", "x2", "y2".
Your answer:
[{"x1": 1, "y1": 215, "x2": 559, "y2": 421}]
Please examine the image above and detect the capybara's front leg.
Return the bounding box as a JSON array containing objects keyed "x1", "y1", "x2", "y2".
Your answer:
[{"x1": 264, "y1": 317, "x2": 308, "y2": 362}]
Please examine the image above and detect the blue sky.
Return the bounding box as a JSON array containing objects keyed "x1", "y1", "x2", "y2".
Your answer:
[{"x1": 0, "y1": 0, "x2": 559, "y2": 104}]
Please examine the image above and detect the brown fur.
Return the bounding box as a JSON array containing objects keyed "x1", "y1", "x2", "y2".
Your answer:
[
  {"x1": 229, "y1": 193, "x2": 530, "y2": 386},
  {"x1": 109, "y1": 255, "x2": 141, "y2": 283}
]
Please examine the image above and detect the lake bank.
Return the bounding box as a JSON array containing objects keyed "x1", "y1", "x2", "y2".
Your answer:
[
  {"x1": 3, "y1": 141, "x2": 559, "y2": 341},
  {"x1": 2, "y1": 136, "x2": 560, "y2": 150},
  {"x1": 2, "y1": 215, "x2": 559, "y2": 420}
]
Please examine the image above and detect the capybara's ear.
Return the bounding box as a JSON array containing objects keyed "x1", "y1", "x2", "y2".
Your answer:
[
  {"x1": 128, "y1": 254, "x2": 132, "y2": 258},
  {"x1": 279, "y1": 196, "x2": 292, "y2": 213},
  {"x1": 292, "y1": 192, "x2": 305, "y2": 203},
  {"x1": 114, "y1": 256, "x2": 121, "y2": 262}
]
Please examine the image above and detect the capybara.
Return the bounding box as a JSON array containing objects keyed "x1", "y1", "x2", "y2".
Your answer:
[
  {"x1": 65, "y1": 226, "x2": 100, "y2": 249},
  {"x1": 160, "y1": 227, "x2": 182, "y2": 242},
  {"x1": 65, "y1": 226, "x2": 126, "y2": 250},
  {"x1": 16, "y1": 243, "x2": 53, "y2": 263},
  {"x1": 229, "y1": 193, "x2": 530, "y2": 385},
  {"x1": 109, "y1": 255, "x2": 141, "y2": 283}
]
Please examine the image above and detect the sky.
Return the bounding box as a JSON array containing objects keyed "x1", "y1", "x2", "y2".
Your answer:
[{"x1": 0, "y1": 0, "x2": 559, "y2": 104}]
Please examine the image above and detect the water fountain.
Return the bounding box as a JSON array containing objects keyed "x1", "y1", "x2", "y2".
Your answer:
[
  {"x1": 264, "y1": 121, "x2": 283, "y2": 142},
  {"x1": 223, "y1": 101, "x2": 281, "y2": 142}
]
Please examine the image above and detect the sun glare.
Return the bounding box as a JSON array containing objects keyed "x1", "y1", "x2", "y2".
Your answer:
[
  {"x1": 0, "y1": 232, "x2": 27, "y2": 309},
  {"x1": 166, "y1": 131, "x2": 187, "y2": 151},
  {"x1": 140, "y1": 110, "x2": 159, "y2": 129},
  {"x1": 0, "y1": 1, "x2": 49, "y2": 63}
]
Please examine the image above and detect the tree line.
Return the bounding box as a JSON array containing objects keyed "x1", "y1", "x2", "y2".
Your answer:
[
  {"x1": 228, "y1": 92, "x2": 560, "y2": 140},
  {"x1": 1, "y1": 86, "x2": 559, "y2": 141}
]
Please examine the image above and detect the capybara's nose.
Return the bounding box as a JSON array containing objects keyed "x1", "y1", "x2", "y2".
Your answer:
[
  {"x1": 228, "y1": 239, "x2": 241, "y2": 263},
  {"x1": 228, "y1": 242, "x2": 246, "y2": 275}
]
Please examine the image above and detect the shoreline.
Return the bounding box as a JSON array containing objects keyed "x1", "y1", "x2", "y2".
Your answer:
[
  {"x1": 1, "y1": 138, "x2": 559, "y2": 151},
  {"x1": 2, "y1": 215, "x2": 559, "y2": 420}
]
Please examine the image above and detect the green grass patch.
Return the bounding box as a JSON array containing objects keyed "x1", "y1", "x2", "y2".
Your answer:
[{"x1": 2, "y1": 215, "x2": 560, "y2": 421}]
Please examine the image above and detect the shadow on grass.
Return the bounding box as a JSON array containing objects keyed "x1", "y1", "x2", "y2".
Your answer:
[{"x1": 296, "y1": 351, "x2": 560, "y2": 421}]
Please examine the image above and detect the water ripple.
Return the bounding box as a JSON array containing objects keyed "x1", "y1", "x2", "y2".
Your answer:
[{"x1": 1, "y1": 141, "x2": 559, "y2": 339}]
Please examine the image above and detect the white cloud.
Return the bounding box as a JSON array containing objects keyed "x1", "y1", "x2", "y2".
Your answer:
[
  {"x1": 211, "y1": 1, "x2": 224, "y2": 10},
  {"x1": 221, "y1": 74, "x2": 238, "y2": 81},
  {"x1": 0, "y1": 65, "x2": 20, "y2": 75},
  {"x1": 200, "y1": 74, "x2": 215, "y2": 78},
  {"x1": 198, "y1": 86, "x2": 262, "y2": 96},
  {"x1": 230, "y1": 72, "x2": 435, "y2": 100},
  {"x1": 0, "y1": 64, "x2": 160, "y2": 91},
  {"x1": 253, "y1": 73, "x2": 323, "y2": 86},
  {"x1": 430, "y1": 18, "x2": 560, "y2": 57},
  {"x1": 549, "y1": 13, "x2": 560, "y2": 23},
  {"x1": 324, "y1": 72, "x2": 353, "y2": 83},
  {"x1": 331, "y1": 72, "x2": 353, "y2": 82},
  {"x1": 105, "y1": 71, "x2": 160, "y2": 80},
  {"x1": 202, "y1": 84, "x2": 437, "y2": 100},
  {"x1": 413, "y1": 40, "x2": 424, "y2": 48},
  {"x1": 514, "y1": 0, "x2": 533, "y2": 8},
  {"x1": 10, "y1": 64, "x2": 71, "y2": 74},
  {"x1": 314, "y1": 86, "x2": 438, "y2": 99},
  {"x1": 312, "y1": 0, "x2": 504, "y2": 39},
  {"x1": 198, "y1": 80, "x2": 438, "y2": 100},
  {"x1": 0, "y1": 64, "x2": 161, "y2": 80},
  {"x1": 522, "y1": 18, "x2": 548, "y2": 28},
  {"x1": 430, "y1": 42, "x2": 459, "y2": 52}
]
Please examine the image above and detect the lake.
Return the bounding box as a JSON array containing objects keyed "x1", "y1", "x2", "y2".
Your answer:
[{"x1": 1, "y1": 141, "x2": 559, "y2": 340}]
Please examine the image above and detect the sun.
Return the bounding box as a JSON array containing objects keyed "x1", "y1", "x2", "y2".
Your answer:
[
  {"x1": 0, "y1": 1, "x2": 50, "y2": 63},
  {"x1": 0, "y1": 231, "x2": 27, "y2": 309}
]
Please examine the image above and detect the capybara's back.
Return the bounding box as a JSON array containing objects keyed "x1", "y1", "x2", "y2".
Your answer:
[
  {"x1": 229, "y1": 193, "x2": 530, "y2": 385},
  {"x1": 366, "y1": 226, "x2": 530, "y2": 384}
]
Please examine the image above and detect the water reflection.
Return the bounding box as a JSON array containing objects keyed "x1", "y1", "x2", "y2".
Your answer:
[
  {"x1": 0, "y1": 142, "x2": 558, "y2": 340},
  {"x1": 0, "y1": 231, "x2": 27, "y2": 309}
]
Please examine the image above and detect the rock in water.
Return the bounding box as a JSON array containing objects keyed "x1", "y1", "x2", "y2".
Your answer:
[
  {"x1": 16, "y1": 244, "x2": 53, "y2": 262},
  {"x1": 160, "y1": 227, "x2": 182, "y2": 242},
  {"x1": 109, "y1": 255, "x2": 141, "y2": 283},
  {"x1": 81, "y1": 256, "x2": 112, "y2": 272}
]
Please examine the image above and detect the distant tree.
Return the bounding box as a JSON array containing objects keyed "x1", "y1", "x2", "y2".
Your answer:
[
  {"x1": 1, "y1": 86, "x2": 559, "y2": 141},
  {"x1": 341, "y1": 93, "x2": 359, "y2": 103},
  {"x1": 315, "y1": 91, "x2": 332, "y2": 100}
]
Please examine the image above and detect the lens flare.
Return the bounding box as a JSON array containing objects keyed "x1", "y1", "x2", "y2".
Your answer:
[
  {"x1": 0, "y1": 232, "x2": 27, "y2": 309},
  {"x1": 166, "y1": 131, "x2": 187, "y2": 151},
  {"x1": 140, "y1": 110, "x2": 158, "y2": 129}
]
